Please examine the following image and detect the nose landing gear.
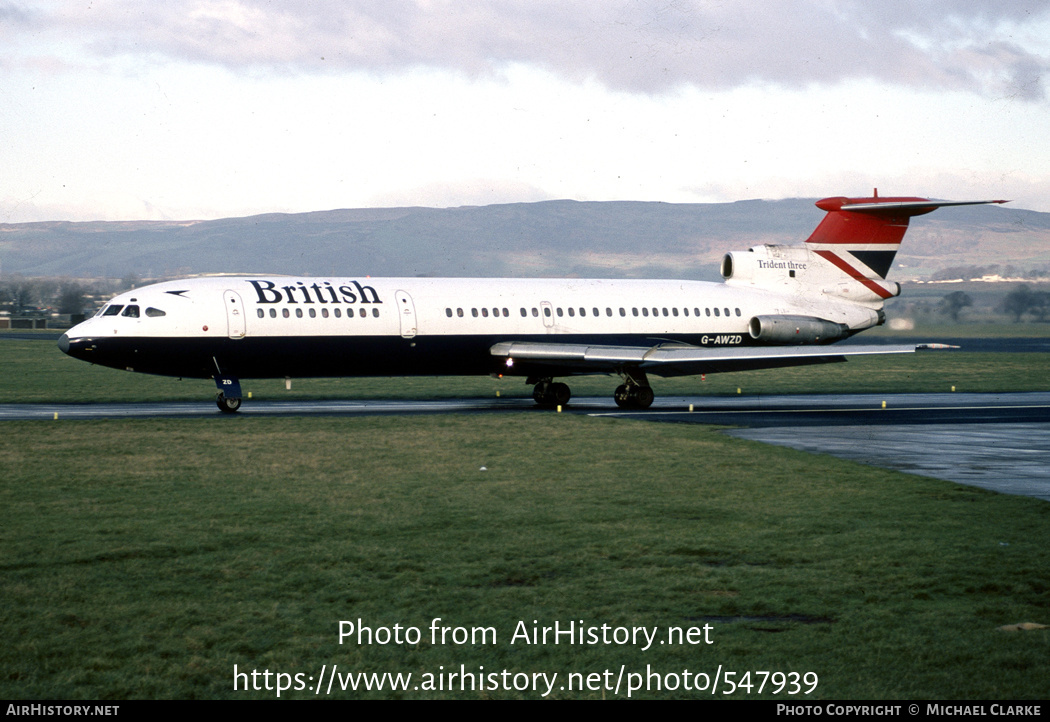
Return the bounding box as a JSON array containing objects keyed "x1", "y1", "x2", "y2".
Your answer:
[
  {"x1": 216, "y1": 392, "x2": 242, "y2": 413},
  {"x1": 214, "y1": 374, "x2": 243, "y2": 414}
]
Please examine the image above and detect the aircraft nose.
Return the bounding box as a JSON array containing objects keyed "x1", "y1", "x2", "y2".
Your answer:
[{"x1": 58, "y1": 333, "x2": 70, "y2": 354}]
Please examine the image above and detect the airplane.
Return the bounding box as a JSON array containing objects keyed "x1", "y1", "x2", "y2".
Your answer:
[{"x1": 58, "y1": 192, "x2": 1007, "y2": 413}]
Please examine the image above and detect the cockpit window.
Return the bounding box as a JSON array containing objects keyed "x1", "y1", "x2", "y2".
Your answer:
[
  {"x1": 145, "y1": 307, "x2": 166, "y2": 317},
  {"x1": 121, "y1": 305, "x2": 140, "y2": 318},
  {"x1": 102, "y1": 305, "x2": 124, "y2": 316}
]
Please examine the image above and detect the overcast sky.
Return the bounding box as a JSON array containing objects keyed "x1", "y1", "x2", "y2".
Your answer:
[{"x1": 2, "y1": 1, "x2": 1049, "y2": 222}]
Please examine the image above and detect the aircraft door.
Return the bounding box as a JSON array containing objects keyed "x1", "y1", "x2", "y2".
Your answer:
[
  {"x1": 540, "y1": 301, "x2": 555, "y2": 329},
  {"x1": 395, "y1": 290, "x2": 417, "y2": 338},
  {"x1": 223, "y1": 290, "x2": 246, "y2": 339}
]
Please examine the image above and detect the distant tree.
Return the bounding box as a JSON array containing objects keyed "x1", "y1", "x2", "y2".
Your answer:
[
  {"x1": 937, "y1": 291, "x2": 973, "y2": 322},
  {"x1": 57, "y1": 281, "x2": 87, "y2": 315},
  {"x1": 35, "y1": 278, "x2": 58, "y2": 306},
  {"x1": 1030, "y1": 290, "x2": 1050, "y2": 322},
  {"x1": 2, "y1": 275, "x2": 38, "y2": 312},
  {"x1": 1000, "y1": 285, "x2": 1035, "y2": 322}
]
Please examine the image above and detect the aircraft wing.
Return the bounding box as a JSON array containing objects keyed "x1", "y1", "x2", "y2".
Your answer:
[{"x1": 490, "y1": 341, "x2": 917, "y2": 377}]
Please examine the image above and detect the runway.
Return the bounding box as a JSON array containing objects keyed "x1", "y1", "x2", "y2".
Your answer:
[{"x1": 3, "y1": 391, "x2": 1048, "y2": 501}]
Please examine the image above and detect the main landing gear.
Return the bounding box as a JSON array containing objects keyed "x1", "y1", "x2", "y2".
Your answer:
[
  {"x1": 531, "y1": 378, "x2": 572, "y2": 407},
  {"x1": 529, "y1": 371, "x2": 655, "y2": 410},
  {"x1": 614, "y1": 383, "x2": 655, "y2": 410},
  {"x1": 613, "y1": 369, "x2": 654, "y2": 410}
]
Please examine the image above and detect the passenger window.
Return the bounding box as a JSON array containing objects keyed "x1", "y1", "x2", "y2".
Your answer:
[
  {"x1": 283, "y1": 308, "x2": 290, "y2": 318},
  {"x1": 309, "y1": 308, "x2": 316, "y2": 318},
  {"x1": 532, "y1": 308, "x2": 539, "y2": 317},
  {"x1": 557, "y1": 308, "x2": 563, "y2": 317},
  {"x1": 520, "y1": 308, "x2": 527, "y2": 317},
  {"x1": 472, "y1": 308, "x2": 479, "y2": 317},
  {"x1": 256, "y1": 309, "x2": 264, "y2": 318},
  {"x1": 632, "y1": 308, "x2": 638, "y2": 317},
  {"x1": 296, "y1": 308, "x2": 303, "y2": 318},
  {"x1": 568, "y1": 308, "x2": 575, "y2": 317},
  {"x1": 714, "y1": 308, "x2": 720, "y2": 317},
  {"x1": 579, "y1": 308, "x2": 586, "y2": 317},
  {"x1": 122, "y1": 305, "x2": 140, "y2": 318},
  {"x1": 371, "y1": 308, "x2": 379, "y2": 317},
  {"x1": 482, "y1": 308, "x2": 489, "y2": 318},
  {"x1": 360, "y1": 308, "x2": 367, "y2": 318},
  {"x1": 322, "y1": 308, "x2": 329, "y2": 318},
  {"x1": 543, "y1": 307, "x2": 551, "y2": 317},
  {"x1": 457, "y1": 308, "x2": 464, "y2": 318},
  {"x1": 724, "y1": 308, "x2": 730, "y2": 316},
  {"x1": 502, "y1": 308, "x2": 509, "y2": 317},
  {"x1": 619, "y1": 308, "x2": 626, "y2": 317},
  {"x1": 672, "y1": 308, "x2": 678, "y2": 317},
  {"x1": 103, "y1": 305, "x2": 124, "y2": 316},
  {"x1": 736, "y1": 308, "x2": 741, "y2": 316},
  {"x1": 146, "y1": 307, "x2": 167, "y2": 317},
  {"x1": 642, "y1": 308, "x2": 649, "y2": 317},
  {"x1": 334, "y1": 308, "x2": 341, "y2": 318},
  {"x1": 270, "y1": 308, "x2": 277, "y2": 318},
  {"x1": 445, "y1": 308, "x2": 452, "y2": 317}
]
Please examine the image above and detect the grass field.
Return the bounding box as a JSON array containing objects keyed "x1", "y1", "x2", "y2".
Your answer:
[
  {"x1": 2, "y1": 334, "x2": 1050, "y2": 403},
  {"x1": 2, "y1": 336, "x2": 1049, "y2": 699}
]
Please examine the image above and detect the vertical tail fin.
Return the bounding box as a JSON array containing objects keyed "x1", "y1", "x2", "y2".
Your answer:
[{"x1": 805, "y1": 193, "x2": 1008, "y2": 287}]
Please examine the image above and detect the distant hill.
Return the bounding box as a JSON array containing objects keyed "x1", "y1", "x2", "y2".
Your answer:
[{"x1": 1, "y1": 199, "x2": 1048, "y2": 282}]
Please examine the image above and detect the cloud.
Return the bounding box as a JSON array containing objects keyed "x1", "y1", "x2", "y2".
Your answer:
[{"x1": 13, "y1": 1, "x2": 1050, "y2": 99}]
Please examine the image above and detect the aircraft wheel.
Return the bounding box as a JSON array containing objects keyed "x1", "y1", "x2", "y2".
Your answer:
[
  {"x1": 216, "y1": 392, "x2": 242, "y2": 414},
  {"x1": 632, "y1": 386, "x2": 655, "y2": 409},
  {"x1": 614, "y1": 384, "x2": 654, "y2": 409},
  {"x1": 550, "y1": 382, "x2": 571, "y2": 406},
  {"x1": 533, "y1": 384, "x2": 549, "y2": 405}
]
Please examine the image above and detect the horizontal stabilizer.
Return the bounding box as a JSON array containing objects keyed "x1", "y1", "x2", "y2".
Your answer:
[{"x1": 830, "y1": 199, "x2": 1009, "y2": 215}]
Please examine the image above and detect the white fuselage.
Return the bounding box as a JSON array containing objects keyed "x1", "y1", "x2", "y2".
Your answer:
[
  {"x1": 66, "y1": 275, "x2": 876, "y2": 344},
  {"x1": 59, "y1": 274, "x2": 882, "y2": 391}
]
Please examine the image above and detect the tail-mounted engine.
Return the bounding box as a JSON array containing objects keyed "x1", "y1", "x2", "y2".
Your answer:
[{"x1": 748, "y1": 315, "x2": 850, "y2": 344}]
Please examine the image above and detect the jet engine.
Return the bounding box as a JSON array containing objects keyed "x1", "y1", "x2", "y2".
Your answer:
[{"x1": 748, "y1": 315, "x2": 850, "y2": 344}]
